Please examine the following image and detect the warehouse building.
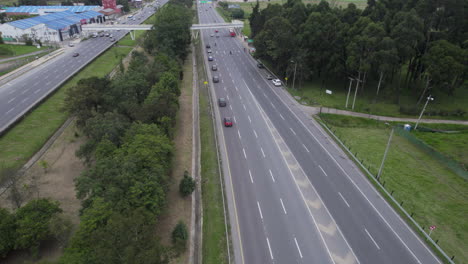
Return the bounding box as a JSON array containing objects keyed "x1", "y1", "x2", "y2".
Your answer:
[
  {"x1": 4, "y1": 5, "x2": 100, "y2": 16},
  {"x1": 0, "y1": 10, "x2": 104, "y2": 43}
]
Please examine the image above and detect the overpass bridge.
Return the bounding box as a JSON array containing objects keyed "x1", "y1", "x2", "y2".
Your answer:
[{"x1": 81, "y1": 21, "x2": 244, "y2": 39}]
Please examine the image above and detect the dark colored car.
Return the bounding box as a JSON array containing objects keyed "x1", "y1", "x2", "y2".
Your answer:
[
  {"x1": 212, "y1": 65, "x2": 217, "y2": 71},
  {"x1": 110, "y1": 38, "x2": 115, "y2": 42},
  {"x1": 257, "y1": 60, "x2": 264, "y2": 68},
  {"x1": 224, "y1": 117, "x2": 233, "y2": 127},
  {"x1": 208, "y1": 56, "x2": 214, "y2": 61},
  {"x1": 218, "y1": 98, "x2": 226, "y2": 107},
  {"x1": 213, "y1": 76, "x2": 219, "y2": 83},
  {"x1": 266, "y1": 74, "x2": 273, "y2": 80},
  {"x1": 206, "y1": 44, "x2": 211, "y2": 48},
  {"x1": 72, "y1": 52, "x2": 79, "y2": 57}
]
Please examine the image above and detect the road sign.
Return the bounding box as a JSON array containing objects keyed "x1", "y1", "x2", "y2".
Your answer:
[{"x1": 430, "y1": 225, "x2": 436, "y2": 230}]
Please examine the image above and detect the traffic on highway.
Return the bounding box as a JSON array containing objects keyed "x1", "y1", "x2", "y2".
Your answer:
[
  {"x1": 0, "y1": 0, "x2": 166, "y2": 134},
  {"x1": 199, "y1": 2, "x2": 441, "y2": 264}
]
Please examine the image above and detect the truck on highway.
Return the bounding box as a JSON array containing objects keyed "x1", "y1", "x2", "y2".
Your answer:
[{"x1": 229, "y1": 28, "x2": 236, "y2": 37}]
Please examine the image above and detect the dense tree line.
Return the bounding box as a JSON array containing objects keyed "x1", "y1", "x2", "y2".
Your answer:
[
  {"x1": 0, "y1": 199, "x2": 66, "y2": 258},
  {"x1": 1, "y1": 0, "x2": 192, "y2": 262},
  {"x1": 58, "y1": 0, "x2": 193, "y2": 262},
  {"x1": 250, "y1": 0, "x2": 467, "y2": 110}
]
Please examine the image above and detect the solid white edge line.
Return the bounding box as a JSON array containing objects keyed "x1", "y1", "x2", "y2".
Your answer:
[
  {"x1": 249, "y1": 169, "x2": 253, "y2": 183},
  {"x1": 259, "y1": 64, "x2": 424, "y2": 264},
  {"x1": 338, "y1": 192, "x2": 351, "y2": 208},
  {"x1": 266, "y1": 237, "x2": 274, "y2": 260},
  {"x1": 294, "y1": 237, "x2": 304, "y2": 258},
  {"x1": 365, "y1": 228, "x2": 381, "y2": 250},
  {"x1": 280, "y1": 198, "x2": 287, "y2": 214},
  {"x1": 257, "y1": 201, "x2": 263, "y2": 220}
]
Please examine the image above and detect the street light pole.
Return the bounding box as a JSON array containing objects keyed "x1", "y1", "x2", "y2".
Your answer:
[
  {"x1": 291, "y1": 60, "x2": 298, "y2": 90},
  {"x1": 414, "y1": 95, "x2": 434, "y2": 130},
  {"x1": 377, "y1": 127, "x2": 394, "y2": 180},
  {"x1": 346, "y1": 77, "x2": 354, "y2": 108}
]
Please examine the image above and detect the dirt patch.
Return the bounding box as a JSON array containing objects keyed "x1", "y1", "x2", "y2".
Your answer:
[
  {"x1": 155, "y1": 54, "x2": 193, "y2": 263},
  {"x1": 0, "y1": 120, "x2": 85, "y2": 263}
]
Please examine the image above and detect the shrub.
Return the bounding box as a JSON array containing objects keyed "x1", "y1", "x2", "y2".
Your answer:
[
  {"x1": 171, "y1": 220, "x2": 188, "y2": 252},
  {"x1": 179, "y1": 170, "x2": 195, "y2": 197}
]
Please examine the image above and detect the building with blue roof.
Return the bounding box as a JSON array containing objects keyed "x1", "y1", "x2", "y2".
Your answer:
[
  {"x1": 5, "y1": 5, "x2": 100, "y2": 15},
  {"x1": 0, "y1": 10, "x2": 104, "y2": 43}
]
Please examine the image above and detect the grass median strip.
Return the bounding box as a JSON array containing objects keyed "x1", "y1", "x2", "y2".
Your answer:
[
  {"x1": 319, "y1": 113, "x2": 468, "y2": 263},
  {"x1": 0, "y1": 46, "x2": 132, "y2": 178},
  {"x1": 196, "y1": 38, "x2": 229, "y2": 263}
]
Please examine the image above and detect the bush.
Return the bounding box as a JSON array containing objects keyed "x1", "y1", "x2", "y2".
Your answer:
[
  {"x1": 171, "y1": 220, "x2": 188, "y2": 252},
  {"x1": 179, "y1": 170, "x2": 195, "y2": 197},
  {"x1": 231, "y1": 8, "x2": 244, "y2": 19}
]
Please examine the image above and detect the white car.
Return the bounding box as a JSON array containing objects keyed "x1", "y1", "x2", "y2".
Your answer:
[{"x1": 272, "y1": 79, "x2": 282, "y2": 86}]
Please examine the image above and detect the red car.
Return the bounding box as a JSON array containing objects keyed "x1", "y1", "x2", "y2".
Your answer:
[
  {"x1": 224, "y1": 117, "x2": 233, "y2": 127},
  {"x1": 215, "y1": 29, "x2": 218, "y2": 33}
]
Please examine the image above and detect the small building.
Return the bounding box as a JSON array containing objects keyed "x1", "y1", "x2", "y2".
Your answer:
[{"x1": 0, "y1": 10, "x2": 104, "y2": 43}]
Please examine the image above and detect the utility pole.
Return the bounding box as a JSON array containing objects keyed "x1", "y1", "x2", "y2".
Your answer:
[
  {"x1": 345, "y1": 77, "x2": 354, "y2": 108},
  {"x1": 352, "y1": 78, "x2": 362, "y2": 110},
  {"x1": 414, "y1": 95, "x2": 434, "y2": 130},
  {"x1": 377, "y1": 127, "x2": 394, "y2": 180},
  {"x1": 291, "y1": 60, "x2": 298, "y2": 90}
]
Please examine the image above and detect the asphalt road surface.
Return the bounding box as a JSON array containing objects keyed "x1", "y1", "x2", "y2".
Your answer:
[
  {"x1": 198, "y1": 3, "x2": 441, "y2": 264},
  {"x1": 0, "y1": 0, "x2": 166, "y2": 133}
]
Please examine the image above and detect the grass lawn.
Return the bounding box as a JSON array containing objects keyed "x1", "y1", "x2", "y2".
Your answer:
[
  {"x1": 0, "y1": 46, "x2": 132, "y2": 180},
  {"x1": 319, "y1": 114, "x2": 468, "y2": 264},
  {"x1": 0, "y1": 44, "x2": 48, "y2": 58},
  {"x1": 196, "y1": 39, "x2": 229, "y2": 263},
  {"x1": 117, "y1": 30, "x2": 146, "y2": 46},
  {"x1": 287, "y1": 78, "x2": 468, "y2": 120},
  {"x1": 413, "y1": 127, "x2": 468, "y2": 170}
]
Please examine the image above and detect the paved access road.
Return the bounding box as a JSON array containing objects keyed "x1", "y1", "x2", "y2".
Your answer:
[
  {"x1": 0, "y1": 0, "x2": 166, "y2": 133},
  {"x1": 199, "y1": 3, "x2": 441, "y2": 264}
]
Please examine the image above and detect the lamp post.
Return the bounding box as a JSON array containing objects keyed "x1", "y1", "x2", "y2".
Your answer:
[
  {"x1": 291, "y1": 60, "x2": 297, "y2": 90},
  {"x1": 414, "y1": 95, "x2": 434, "y2": 130},
  {"x1": 345, "y1": 77, "x2": 354, "y2": 108},
  {"x1": 377, "y1": 124, "x2": 394, "y2": 181}
]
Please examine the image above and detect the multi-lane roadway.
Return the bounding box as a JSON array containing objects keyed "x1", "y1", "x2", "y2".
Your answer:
[
  {"x1": 0, "y1": 1, "x2": 165, "y2": 133},
  {"x1": 199, "y1": 2, "x2": 441, "y2": 264}
]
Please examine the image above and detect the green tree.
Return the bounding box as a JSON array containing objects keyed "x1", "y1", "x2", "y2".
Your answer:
[
  {"x1": 144, "y1": 4, "x2": 192, "y2": 60},
  {"x1": 254, "y1": 17, "x2": 295, "y2": 74},
  {"x1": 422, "y1": 40, "x2": 466, "y2": 95},
  {"x1": 0, "y1": 208, "x2": 16, "y2": 257},
  {"x1": 14, "y1": 199, "x2": 62, "y2": 256},
  {"x1": 171, "y1": 221, "x2": 188, "y2": 253},
  {"x1": 231, "y1": 8, "x2": 245, "y2": 19},
  {"x1": 64, "y1": 77, "x2": 111, "y2": 128},
  {"x1": 117, "y1": 0, "x2": 130, "y2": 12},
  {"x1": 179, "y1": 171, "x2": 195, "y2": 197}
]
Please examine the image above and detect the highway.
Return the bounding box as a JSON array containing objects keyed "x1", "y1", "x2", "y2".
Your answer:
[
  {"x1": 198, "y1": 2, "x2": 441, "y2": 264},
  {"x1": 0, "y1": 0, "x2": 166, "y2": 133}
]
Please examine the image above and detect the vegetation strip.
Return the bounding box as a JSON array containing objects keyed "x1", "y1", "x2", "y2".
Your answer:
[
  {"x1": 318, "y1": 114, "x2": 466, "y2": 263},
  {"x1": 196, "y1": 37, "x2": 230, "y2": 263}
]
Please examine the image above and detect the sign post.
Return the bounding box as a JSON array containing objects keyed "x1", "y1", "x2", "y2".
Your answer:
[{"x1": 429, "y1": 225, "x2": 436, "y2": 237}]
